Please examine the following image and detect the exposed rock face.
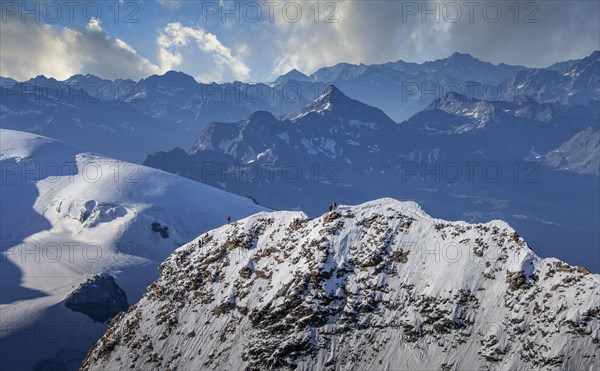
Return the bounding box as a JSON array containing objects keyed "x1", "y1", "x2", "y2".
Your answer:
[
  {"x1": 65, "y1": 274, "x2": 129, "y2": 323},
  {"x1": 151, "y1": 222, "x2": 170, "y2": 239},
  {"x1": 81, "y1": 199, "x2": 599, "y2": 370}
]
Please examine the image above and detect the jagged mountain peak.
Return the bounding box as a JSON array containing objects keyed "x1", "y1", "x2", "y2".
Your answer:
[
  {"x1": 63, "y1": 73, "x2": 110, "y2": 85},
  {"x1": 191, "y1": 86, "x2": 397, "y2": 164},
  {"x1": 425, "y1": 52, "x2": 489, "y2": 69},
  {"x1": 321, "y1": 83, "x2": 344, "y2": 96},
  {"x1": 277, "y1": 68, "x2": 309, "y2": 82},
  {"x1": 141, "y1": 70, "x2": 198, "y2": 87},
  {"x1": 447, "y1": 51, "x2": 478, "y2": 62},
  {"x1": 246, "y1": 110, "x2": 277, "y2": 123},
  {"x1": 289, "y1": 85, "x2": 351, "y2": 119},
  {"x1": 82, "y1": 198, "x2": 599, "y2": 370},
  {"x1": 290, "y1": 85, "x2": 396, "y2": 125},
  {"x1": 312, "y1": 84, "x2": 350, "y2": 105},
  {"x1": 65, "y1": 73, "x2": 102, "y2": 80},
  {"x1": 162, "y1": 70, "x2": 196, "y2": 80},
  {"x1": 26, "y1": 74, "x2": 58, "y2": 84}
]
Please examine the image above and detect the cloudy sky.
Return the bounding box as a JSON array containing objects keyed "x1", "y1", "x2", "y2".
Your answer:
[{"x1": 1, "y1": 0, "x2": 598, "y2": 82}]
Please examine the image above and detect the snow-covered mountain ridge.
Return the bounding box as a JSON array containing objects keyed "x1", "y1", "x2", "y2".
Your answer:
[{"x1": 82, "y1": 198, "x2": 599, "y2": 370}]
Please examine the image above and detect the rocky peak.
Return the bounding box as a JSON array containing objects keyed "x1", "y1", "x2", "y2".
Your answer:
[
  {"x1": 276, "y1": 69, "x2": 309, "y2": 82},
  {"x1": 246, "y1": 110, "x2": 277, "y2": 123},
  {"x1": 141, "y1": 70, "x2": 199, "y2": 90},
  {"x1": 82, "y1": 198, "x2": 599, "y2": 370},
  {"x1": 291, "y1": 85, "x2": 396, "y2": 126},
  {"x1": 296, "y1": 84, "x2": 350, "y2": 115}
]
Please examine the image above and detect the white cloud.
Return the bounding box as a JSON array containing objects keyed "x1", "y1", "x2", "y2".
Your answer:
[
  {"x1": 158, "y1": 22, "x2": 250, "y2": 82},
  {"x1": 158, "y1": 48, "x2": 182, "y2": 72},
  {"x1": 0, "y1": 16, "x2": 161, "y2": 81},
  {"x1": 86, "y1": 17, "x2": 102, "y2": 33},
  {"x1": 262, "y1": 0, "x2": 600, "y2": 78},
  {"x1": 262, "y1": 1, "x2": 413, "y2": 77},
  {"x1": 1, "y1": 1, "x2": 597, "y2": 82}
]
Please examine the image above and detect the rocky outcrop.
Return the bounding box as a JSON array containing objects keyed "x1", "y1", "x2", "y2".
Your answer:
[
  {"x1": 65, "y1": 274, "x2": 129, "y2": 323},
  {"x1": 151, "y1": 222, "x2": 170, "y2": 239}
]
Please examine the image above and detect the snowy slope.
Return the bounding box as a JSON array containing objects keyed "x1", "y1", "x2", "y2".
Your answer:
[
  {"x1": 82, "y1": 198, "x2": 599, "y2": 370},
  {"x1": 541, "y1": 127, "x2": 600, "y2": 175},
  {"x1": 0, "y1": 129, "x2": 267, "y2": 370}
]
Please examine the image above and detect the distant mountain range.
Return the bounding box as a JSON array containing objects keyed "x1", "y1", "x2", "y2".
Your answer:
[
  {"x1": 1, "y1": 51, "x2": 598, "y2": 162},
  {"x1": 0, "y1": 72, "x2": 310, "y2": 161},
  {"x1": 276, "y1": 51, "x2": 599, "y2": 121},
  {"x1": 144, "y1": 85, "x2": 599, "y2": 272}
]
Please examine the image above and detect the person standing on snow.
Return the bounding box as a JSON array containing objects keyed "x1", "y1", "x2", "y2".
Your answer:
[{"x1": 227, "y1": 216, "x2": 231, "y2": 224}]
